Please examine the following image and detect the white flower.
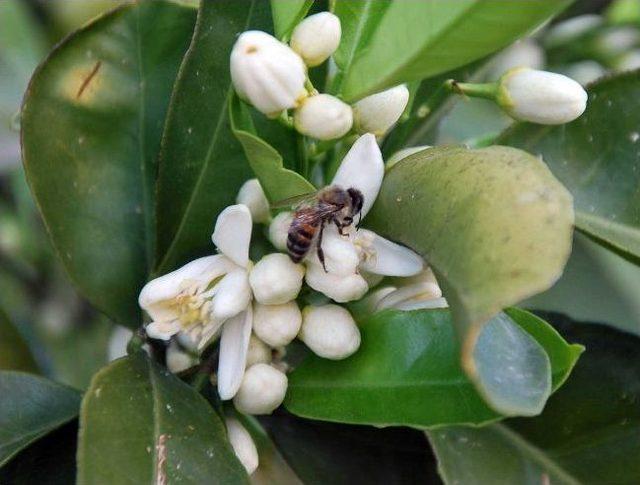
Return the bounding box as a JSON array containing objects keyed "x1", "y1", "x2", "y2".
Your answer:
[
  {"x1": 544, "y1": 14, "x2": 602, "y2": 48},
  {"x1": 386, "y1": 146, "x2": 431, "y2": 169},
  {"x1": 497, "y1": 68, "x2": 587, "y2": 124},
  {"x1": 246, "y1": 334, "x2": 272, "y2": 367},
  {"x1": 294, "y1": 94, "x2": 353, "y2": 140},
  {"x1": 375, "y1": 268, "x2": 448, "y2": 311},
  {"x1": 139, "y1": 205, "x2": 255, "y2": 400},
  {"x1": 237, "y1": 179, "x2": 270, "y2": 224},
  {"x1": 253, "y1": 301, "x2": 302, "y2": 347},
  {"x1": 166, "y1": 341, "x2": 197, "y2": 374},
  {"x1": 299, "y1": 304, "x2": 360, "y2": 359},
  {"x1": 268, "y1": 134, "x2": 423, "y2": 302},
  {"x1": 352, "y1": 85, "x2": 410, "y2": 136},
  {"x1": 233, "y1": 363, "x2": 288, "y2": 415},
  {"x1": 249, "y1": 253, "x2": 304, "y2": 305},
  {"x1": 268, "y1": 211, "x2": 293, "y2": 251},
  {"x1": 230, "y1": 31, "x2": 307, "y2": 117},
  {"x1": 290, "y1": 12, "x2": 341, "y2": 67},
  {"x1": 490, "y1": 40, "x2": 545, "y2": 78},
  {"x1": 225, "y1": 418, "x2": 259, "y2": 475}
]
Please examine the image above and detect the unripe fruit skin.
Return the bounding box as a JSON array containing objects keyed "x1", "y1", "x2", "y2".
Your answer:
[
  {"x1": 498, "y1": 68, "x2": 587, "y2": 125},
  {"x1": 299, "y1": 304, "x2": 361, "y2": 359},
  {"x1": 352, "y1": 84, "x2": 409, "y2": 135},
  {"x1": 294, "y1": 94, "x2": 353, "y2": 140},
  {"x1": 230, "y1": 31, "x2": 307, "y2": 117},
  {"x1": 233, "y1": 364, "x2": 288, "y2": 415},
  {"x1": 291, "y1": 12, "x2": 341, "y2": 67}
]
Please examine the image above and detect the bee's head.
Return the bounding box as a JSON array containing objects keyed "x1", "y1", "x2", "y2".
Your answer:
[{"x1": 347, "y1": 188, "x2": 364, "y2": 216}]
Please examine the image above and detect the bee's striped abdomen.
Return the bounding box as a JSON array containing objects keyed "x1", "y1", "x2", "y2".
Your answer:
[{"x1": 287, "y1": 217, "x2": 318, "y2": 263}]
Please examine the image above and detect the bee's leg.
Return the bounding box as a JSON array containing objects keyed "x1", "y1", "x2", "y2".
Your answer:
[{"x1": 317, "y1": 222, "x2": 327, "y2": 272}]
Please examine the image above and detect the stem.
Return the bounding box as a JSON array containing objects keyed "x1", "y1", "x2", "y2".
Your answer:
[
  {"x1": 304, "y1": 77, "x2": 318, "y2": 96},
  {"x1": 276, "y1": 111, "x2": 294, "y2": 130},
  {"x1": 445, "y1": 79, "x2": 499, "y2": 100},
  {"x1": 127, "y1": 327, "x2": 146, "y2": 355}
]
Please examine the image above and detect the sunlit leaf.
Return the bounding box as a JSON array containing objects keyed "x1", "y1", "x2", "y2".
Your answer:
[{"x1": 270, "y1": 0, "x2": 314, "y2": 41}]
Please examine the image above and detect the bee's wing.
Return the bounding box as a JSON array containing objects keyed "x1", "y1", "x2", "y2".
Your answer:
[{"x1": 270, "y1": 191, "x2": 319, "y2": 209}]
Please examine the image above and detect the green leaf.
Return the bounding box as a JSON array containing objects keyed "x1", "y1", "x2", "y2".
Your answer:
[
  {"x1": 271, "y1": 0, "x2": 314, "y2": 41},
  {"x1": 0, "y1": 372, "x2": 81, "y2": 466},
  {"x1": 0, "y1": 421, "x2": 77, "y2": 485},
  {"x1": 21, "y1": 1, "x2": 197, "y2": 326},
  {"x1": 367, "y1": 145, "x2": 575, "y2": 414},
  {"x1": 335, "y1": 0, "x2": 572, "y2": 101},
  {"x1": 499, "y1": 70, "x2": 640, "y2": 265},
  {"x1": 260, "y1": 412, "x2": 438, "y2": 484},
  {"x1": 285, "y1": 308, "x2": 582, "y2": 428},
  {"x1": 0, "y1": 309, "x2": 38, "y2": 373},
  {"x1": 428, "y1": 424, "x2": 580, "y2": 485},
  {"x1": 429, "y1": 315, "x2": 640, "y2": 485},
  {"x1": 77, "y1": 353, "x2": 248, "y2": 484},
  {"x1": 155, "y1": 0, "x2": 271, "y2": 274},
  {"x1": 230, "y1": 94, "x2": 315, "y2": 203}
]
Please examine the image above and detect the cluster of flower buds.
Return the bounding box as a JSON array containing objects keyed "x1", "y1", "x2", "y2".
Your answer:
[{"x1": 230, "y1": 13, "x2": 410, "y2": 141}]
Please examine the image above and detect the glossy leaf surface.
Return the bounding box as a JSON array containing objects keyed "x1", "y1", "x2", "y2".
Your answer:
[
  {"x1": 271, "y1": 0, "x2": 313, "y2": 40},
  {"x1": 21, "y1": 1, "x2": 196, "y2": 326},
  {"x1": 77, "y1": 353, "x2": 248, "y2": 484},
  {"x1": 500, "y1": 70, "x2": 640, "y2": 264},
  {"x1": 367, "y1": 146, "x2": 574, "y2": 414},
  {"x1": 0, "y1": 372, "x2": 80, "y2": 466},
  {"x1": 286, "y1": 309, "x2": 582, "y2": 427},
  {"x1": 155, "y1": 0, "x2": 271, "y2": 273},
  {"x1": 0, "y1": 310, "x2": 37, "y2": 373}
]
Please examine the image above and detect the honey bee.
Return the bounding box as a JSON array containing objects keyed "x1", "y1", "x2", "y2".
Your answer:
[{"x1": 272, "y1": 186, "x2": 364, "y2": 272}]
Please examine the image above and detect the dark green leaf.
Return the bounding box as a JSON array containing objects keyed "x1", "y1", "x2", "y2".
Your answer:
[
  {"x1": 155, "y1": 0, "x2": 271, "y2": 274},
  {"x1": 77, "y1": 353, "x2": 248, "y2": 484},
  {"x1": 285, "y1": 309, "x2": 582, "y2": 427},
  {"x1": 367, "y1": 146, "x2": 574, "y2": 414},
  {"x1": 271, "y1": 0, "x2": 314, "y2": 41},
  {"x1": 0, "y1": 309, "x2": 38, "y2": 373},
  {"x1": 499, "y1": 70, "x2": 640, "y2": 264},
  {"x1": 230, "y1": 94, "x2": 315, "y2": 203},
  {"x1": 260, "y1": 411, "x2": 439, "y2": 485},
  {"x1": 429, "y1": 315, "x2": 640, "y2": 485},
  {"x1": 21, "y1": 1, "x2": 197, "y2": 326},
  {"x1": 0, "y1": 420, "x2": 77, "y2": 485},
  {"x1": 0, "y1": 372, "x2": 81, "y2": 466},
  {"x1": 334, "y1": 0, "x2": 572, "y2": 101}
]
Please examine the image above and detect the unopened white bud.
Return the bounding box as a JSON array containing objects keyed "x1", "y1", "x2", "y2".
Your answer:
[
  {"x1": 166, "y1": 341, "x2": 197, "y2": 374},
  {"x1": 294, "y1": 94, "x2": 353, "y2": 140},
  {"x1": 233, "y1": 363, "x2": 288, "y2": 415},
  {"x1": 595, "y1": 27, "x2": 640, "y2": 57},
  {"x1": 230, "y1": 31, "x2": 307, "y2": 117},
  {"x1": 225, "y1": 418, "x2": 259, "y2": 475},
  {"x1": 352, "y1": 84, "x2": 409, "y2": 135},
  {"x1": 291, "y1": 12, "x2": 341, "y2": 67},
  {"x1": 246, "y1": 334, "x2": 272, "y2": 367},
  {"x1": 299, "y1": 304, "x2": 360, "y2": 359},
  {"x1": 561, "y1": 61, "x2": 606, "y2": 86},
  {"x1": 107, "y1": 325, "x2": 133, "y2": 361},
  {"x1": 490, "y1": 40, "x2": 545, "y2": 78},
  {"x1": 237, "y1": 179, "x2": 270, "y2": 224},
  {"x1": 386, "y1": 146, "x2": 431, "y2": 169},
  {"x1": 616, "y1": 49, "x2": 640, "y2": 71},
  {"x1": 268, "y1": 212, "x2": 293, "y2": 251},
  {"x1": 305, "y1": 263, "x2": 368, "y2": 303},
  {"x1": 253, "y1": 301, "x2": 302, "y2": 347},
  {"x1": 544, "y1": 14, "x2": 602, "y2": 48},
  {"x1": 249, "y1": 253, "x2": 304, "y2": 305},
  {"x1": 498, "y1": 68, "x2": 587, "y2": 124}
]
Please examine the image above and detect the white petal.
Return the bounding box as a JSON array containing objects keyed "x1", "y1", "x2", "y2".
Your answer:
[
  {"x1": 217, "y1": 306, "x2": 253, "y2": 400},
  {"x1": 225, "y1": 418, "x2": 259, "y2": 475},
  {"x1": 138, "y1": 255, "x2": 235, "y2": 322},
  {"x1": 212, "y1": 205, "x2": 253, "y2": 267},
  {"x1": 392, "y1": 297, "x2": 449, "y2": 312},
  {"x1": 236, "y1": 179, "x2": 271, "y2": 224},
  {"x1": 305, "y1": 224, "x2": 359, "y2": 276},
  {"x1": 107, "y1": 326, "x2": 133, "y2": 361},
  {"x1": 145, "y1": 320, "x2": 181, "y2": 341},
  {"x1": 305, "y1": 263, "x2": 368, "y2": 303},
  {"x1": 355, "y1": 229, "x2": 424, "y2": 276},
  {"x1": 166, "y1": 341, "x2": 197, "y2": 373},
  {"x1": 376, "y1": 281, "x2": 442, "y2": 311},
  {"x1": 212, "y1": 269, "x2": 252, "y2": 321},
  {"x1": 331, "y1": 133, "x2": 383, "y2": 217}
]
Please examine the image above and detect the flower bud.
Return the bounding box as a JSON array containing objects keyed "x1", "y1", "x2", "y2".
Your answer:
[
  {"x1": 233, "y1": 363, "x2": 288, "y2": 415},
  {"x1": 544, "y1": 14, "x2": 602, "y2": 48},
  {"x1": 352, "y1": 84, "x2": 409, "y2": 135},
  {"x1": 561, "y1": 61, "x2": 606, "y2": 86},
  {"x1": 294, "y1": 94, "x2": 353, "y2": 140},
  {"x1": 616, "y1": 49, "x2": 640, "y2": 71},
  {"x1": 225, "y1": 418, "x2": 259, "y2": 475},
  {"x1": 236, "y1": 179, "x2": 270, "y2": 224},
  {"x1": 107, "y1": 325, "x2": 133, "y2": 361},
  {"x1": 166, "y1": 341, "x2": 197, "y2": 374},
  {"x1": 230, "y1": 31, "x2": 307, "y2": 117},
  {"x1": 299, "y1": 304, "x2": 360, "y2": 359},
  {"x1": 305, "y1": 263, "x2": 368, "y2": 303},
  {"x1": 497, "y1": 68, "x2": 587, "y2": 125},
  {"x1": 246, "y1": 334, "x2": 272, "y2": 367},
  {"x1": 249, "y1": 253, "x2": 304, "y2": 305},
  {"x1": 253, "y1": 301, "x2": 302, "y2": 347},
  {"x1": 490, "y1": 40, "x2": 545, "y2": 79},
  {"x1": 268, "y1": 212, "x2": 293, "y2": 251},
  {"x1": 290, "y1": 12, "x2": 341, "y2": 67}
]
